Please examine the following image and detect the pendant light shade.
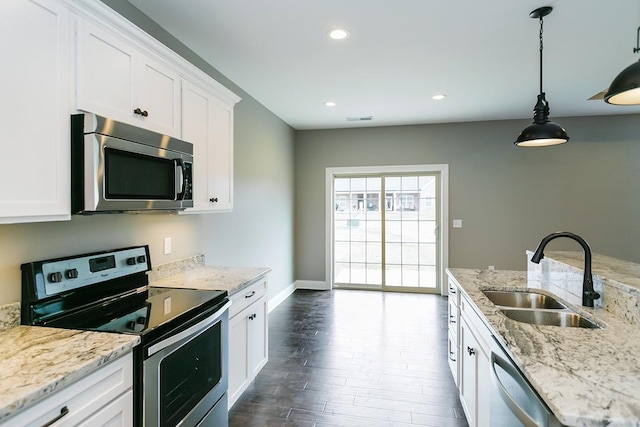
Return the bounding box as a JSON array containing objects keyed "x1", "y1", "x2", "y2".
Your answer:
[
  {"x1": 605, "y1": 28, "x2": 640, "y2": 105},
  {"x1": 514, "y1": 6, "x2": 569, "y2": 147},
  {"x1": 515, "y1": 94, "x2": 569, "y2": 147}
]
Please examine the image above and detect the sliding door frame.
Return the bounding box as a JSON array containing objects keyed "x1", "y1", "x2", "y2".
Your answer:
[{"x1": 325, "y1": 164, "x2": 449, "y2": 295}]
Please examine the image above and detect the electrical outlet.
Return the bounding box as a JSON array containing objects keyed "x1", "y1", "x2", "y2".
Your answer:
[
  {"x1": 164, "y1": 237, "x2": 172, "y2": 255},
  {"x1": 453, "y1": 219, "x2": 463, "y2": 228}
]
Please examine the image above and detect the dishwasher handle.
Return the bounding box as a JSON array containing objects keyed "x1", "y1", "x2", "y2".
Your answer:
[{"x1": 490, "y1": 351, "x2": 541, "y2": 427}]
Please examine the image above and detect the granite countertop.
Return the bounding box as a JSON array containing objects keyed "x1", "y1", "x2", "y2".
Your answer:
[
  {"x1": 448, "y1": 268, "x2": 640, "y2": 427},
  {"x1": 150, "y1": 265, "x2": 271, "y2": 295},
  {"x1": 0, "y1": 323, "x2": 139, "y2": 421}
]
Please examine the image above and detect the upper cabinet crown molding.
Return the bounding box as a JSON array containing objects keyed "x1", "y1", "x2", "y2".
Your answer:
[{"x1": 63, "y1": 0, "x2": 240, "y2": 106}]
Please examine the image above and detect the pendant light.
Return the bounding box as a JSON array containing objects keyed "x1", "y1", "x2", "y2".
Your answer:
[
  {"x1": 604, "y1": 27, "x2": 640, "y2": 105},
  {"x1": 515, "y1": 6, "x2": 569, "y2": 147}
]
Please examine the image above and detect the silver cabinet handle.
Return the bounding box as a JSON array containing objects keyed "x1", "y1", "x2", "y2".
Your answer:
[
  {"x1": 41, "y1": 406, "x2": 69, "y2": 427},
  {"x1": 490, "y1": 351, "x2": 541, "y2": 427}
]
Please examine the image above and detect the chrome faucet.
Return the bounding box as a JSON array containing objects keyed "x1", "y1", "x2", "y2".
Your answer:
[{"x1": 530, "y1": 232, "x2": 601, "y2": 307}]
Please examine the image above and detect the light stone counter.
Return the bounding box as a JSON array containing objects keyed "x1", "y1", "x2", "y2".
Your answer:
[
  {"x1": 149, "y1": 255, "x2": 270, "y2": 295},
  {"x1": 0, "y1": 321, "x2": 139, "y2": 421},
  {"x1": 447, "y1": 268, "x2": 640, "y2": 427}
]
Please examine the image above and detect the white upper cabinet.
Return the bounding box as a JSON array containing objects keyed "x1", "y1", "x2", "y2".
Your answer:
[
  {"x1": 181, "y1": 80, "x2": 235, "y2": 213},
  {"x1": 75, "y1": 19, "x2": 181, "y2": 137},
  {"x1": 0, "y1": 0, "x2": 71, "y2": 223},
  {"x1": 0, "y1": 0, "x2": 239, "y2": 224}
]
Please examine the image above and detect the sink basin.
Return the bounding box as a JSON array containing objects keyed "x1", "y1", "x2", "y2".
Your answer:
[
  {"x1": 500, "y1": 309, "x2": 600, "y2": 329},
  {"x1": 483, "y1": 290, "x2": 567, "y2": 309}
]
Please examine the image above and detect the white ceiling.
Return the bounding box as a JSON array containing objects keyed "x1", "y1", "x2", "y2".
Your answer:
[{"x1": 127, "y1": 0, "x2": 640, "y2": 131}]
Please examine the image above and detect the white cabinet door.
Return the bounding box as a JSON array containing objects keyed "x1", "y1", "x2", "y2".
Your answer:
[
  {"x1": 181, "y1": 80, "x2": 234, "y2": 213},
  {"x1": 76, "y1": 19, "x2": 180, "y2": 137},
  {"x1": 0, "y1": 0, "x2": 70, "y2": 223},
  {"x1": 460, "y1": 316, "x2": 478, "y2": 427},
  {"x1": 247, "y1": 295, "x2": 268, "y2": 379},
  {"x1": 208, "y1": 97, "x2": 234, "y2": 211},
  {"x1": 229, "y1": 310, "x2": 249, "y2": 407},
  {"x1": 459, "y1": 303, "x2": 491, "y2": 427},
  {"x1": 136, "y1": 56, "x2": 181, "y2": 136},
  {"x1": 76, "y1": 19, "x2": 135, "y2": 123},
  {"x1": 228, "y1": 279, "x2": 269, "y2": 408}
]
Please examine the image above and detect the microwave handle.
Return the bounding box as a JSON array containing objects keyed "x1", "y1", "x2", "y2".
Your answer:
[{"x1": 175, "y1": 159, "x2": 185, "y2": 200}]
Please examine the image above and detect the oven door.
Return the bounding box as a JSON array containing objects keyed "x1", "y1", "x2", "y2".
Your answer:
[{"x1": 143, "y1": 301, "x2": 230, "y2": 427}]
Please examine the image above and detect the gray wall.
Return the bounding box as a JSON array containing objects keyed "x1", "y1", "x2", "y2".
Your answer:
[
  {"x1": 99, "y1": 0, "x2": 297, "y2": 300},
  {"x1": 0, "y1": 2, "x2": 295, "y2": 306},
  {"x1": 295, "y1": 114, "x2": 640, "y2": 282}
]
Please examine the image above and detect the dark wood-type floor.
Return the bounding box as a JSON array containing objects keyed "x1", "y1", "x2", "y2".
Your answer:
[{"x1": 229, "y1": 289, "x2": 469, "y2": 427}]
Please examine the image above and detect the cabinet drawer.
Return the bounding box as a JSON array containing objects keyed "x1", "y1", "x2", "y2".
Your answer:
[
  {"x1": 229, "y1": 278, "x2": 267, "y2": 318},
  {"x1": 6, "y1": 353, "x2": 133, "y2": 426}
]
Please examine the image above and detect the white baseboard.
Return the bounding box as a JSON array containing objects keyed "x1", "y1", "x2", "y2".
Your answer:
[
  {"x1": 295, "y1": 280, "x2": 330, "y2": 290},
  {"x1": 268, "y1": 282, "x2": 296, "y2": 313}
]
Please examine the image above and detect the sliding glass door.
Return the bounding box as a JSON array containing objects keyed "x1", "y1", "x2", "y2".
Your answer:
[{"x1": 332, "y1": 171, "x2": 442, "y2": 293}]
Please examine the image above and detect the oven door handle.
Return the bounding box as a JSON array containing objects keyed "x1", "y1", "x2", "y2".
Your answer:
[
  {"x1": 147, "y1": 301, "x2": 232, "y2": 357},
  {"x1": 490, "y1": 351, "x2": 541, "y2": 427}
]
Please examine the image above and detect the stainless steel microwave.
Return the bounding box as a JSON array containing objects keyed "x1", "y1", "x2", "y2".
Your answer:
[{"x1": 71, "y1": 113, "x2": 193, "y2": 214}]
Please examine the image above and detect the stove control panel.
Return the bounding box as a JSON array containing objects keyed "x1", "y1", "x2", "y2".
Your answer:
[{"x1": 40, "y1": 246, "x2": 150, "y2": 297}]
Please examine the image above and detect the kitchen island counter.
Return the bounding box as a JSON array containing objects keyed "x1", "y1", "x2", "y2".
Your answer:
[{"x1": 448, "y1": 268, "x2": 640, "y2": 427}]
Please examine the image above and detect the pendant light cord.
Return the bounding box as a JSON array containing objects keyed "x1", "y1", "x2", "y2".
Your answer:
[{"x1": 539, "y1": 16, "x2": 544, "y2": 94}]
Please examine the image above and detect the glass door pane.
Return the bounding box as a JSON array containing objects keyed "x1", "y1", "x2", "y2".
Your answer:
[
  {"x1": 383, "y1": 174, "x2": 439, "y2": 291},
  {"x1": 334, "y1": 176, "x2": 382, "y2": 287}
]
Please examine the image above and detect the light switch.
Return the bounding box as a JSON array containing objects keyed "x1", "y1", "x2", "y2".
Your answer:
[
  {"x1": 163, "y1": 297, "x2": 171, "y2": 314},
  {"x1": 164, "y1": 237, "x2": 172, "y2": 255},
  {"x1": 453, "y1": 219, "x2": 463, "y2": 228}
]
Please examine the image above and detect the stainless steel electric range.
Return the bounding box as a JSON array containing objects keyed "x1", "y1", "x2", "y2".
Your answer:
[{"x1": 21, "y1": 245, "x2": 230, "y2": 427}]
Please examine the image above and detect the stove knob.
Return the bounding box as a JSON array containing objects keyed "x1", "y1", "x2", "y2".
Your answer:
[
  {"x1": 136, "y1": 255, "x2": 146, "y2": 264},
  {"x1": 126, "y1": 257, "x2": 137, "y2": 265},
  {"x1": 49, "y1": 272, "x2": 62, "y2": 283},
  {"x1": 65, "y1": 268, "x2": 78, "y2": 279},
  {"x1": 126, "y1": 321, "x2": 137, "y2": 331},
  {"x1": 136, "y1": 316, "x2": 146, "y2": 325}
]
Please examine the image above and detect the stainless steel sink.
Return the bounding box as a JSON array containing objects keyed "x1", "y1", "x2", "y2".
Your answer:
[
  {"x1": 500, "y1": 309, "x2": 600, "y2": 329},
  {"x1": 482, "y1": 290, "x2": 567, "y2": 309}
]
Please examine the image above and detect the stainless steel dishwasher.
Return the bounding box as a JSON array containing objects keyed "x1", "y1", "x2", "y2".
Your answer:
[{"x1": 490, "y1": 337, "x2": 565, "y2": 427}]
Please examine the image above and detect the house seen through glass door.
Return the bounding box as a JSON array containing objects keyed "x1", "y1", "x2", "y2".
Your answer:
[{"x1": 333, "y1": 173, "x2": 441, "y2": 293}]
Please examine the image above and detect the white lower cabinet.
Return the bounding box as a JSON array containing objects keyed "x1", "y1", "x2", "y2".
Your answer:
[
  {"x1": 458, "y1": 294, "x2": 491, "y2": 427},
  {"x1": 228, "y1": 278, "x2": 269, "y2": 408},
  {"x1": 4, "y1": 353, "x2": 133, "y2": 426}
]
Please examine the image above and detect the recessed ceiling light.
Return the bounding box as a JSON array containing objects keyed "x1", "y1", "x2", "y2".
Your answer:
[
  {"x1": 432, "y1": 94, "x2": 446, "y2": 100},
  {"x1": 324, "y1": 101, "x2": 337, "y2": 107},
  {"x1": 328, "y1": 28, "x2": 350, "y2": 40}
]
